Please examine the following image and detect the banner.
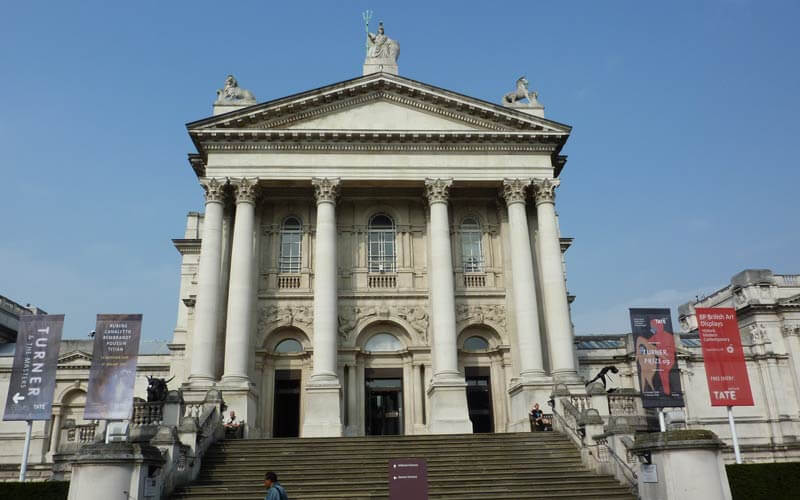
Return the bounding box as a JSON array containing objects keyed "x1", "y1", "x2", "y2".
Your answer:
[
  {"x1": 84, "y1": 314, "x2": 142, "y2": 420},
  {"x1": 630, "y1": 308, "x2": 685, "y2": 408},
  {"x1": 695, "y1": 308, "x2": 754, "y2": 406},
  {"x1": 3, "y1": 315, "x2": 64, "y2": 421}
]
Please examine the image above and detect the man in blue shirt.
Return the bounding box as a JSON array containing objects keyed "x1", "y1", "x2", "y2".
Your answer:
[{"x1": 264, "y1": 471, "x2": 288, "y2": 500}]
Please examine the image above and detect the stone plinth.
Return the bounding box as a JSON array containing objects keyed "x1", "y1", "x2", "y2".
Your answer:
[
  {"x1": 67, "y1": 442, "x2": 165, "y2": 500},
  {"x1": 631, "y1": 430, "x2": 732, "y2": 500}
]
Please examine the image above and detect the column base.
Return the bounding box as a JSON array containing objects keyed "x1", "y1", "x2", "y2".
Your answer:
[
  {"x1": 187, "y1": 375, "x2": 216, "y2": 388},
  {"x1": 427, "y1": 376, "x2": 472, "y2": 435},
  {"x1": 218, "y1": 381, "x2": 258, "y2": 438},
  {"x1": 301, "y1": 381, "x2": 343, "y2": 438},
  {"x1": 552, "y1": 369, "x2": 584, "y2": 385},
  {"x1": 508, "y1": 378, "x2": 554, "y2": 432}
]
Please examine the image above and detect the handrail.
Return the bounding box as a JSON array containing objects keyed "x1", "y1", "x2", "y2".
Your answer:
[
  {"x1": 551, "y1": 398, "x2": 639, "y2": 496},
  {"x1": 602, "y1": 436, "x2": 639, "y2": 488},
  {"x1": 549, "y1": 400, "x2": 585, "y2": 447}
]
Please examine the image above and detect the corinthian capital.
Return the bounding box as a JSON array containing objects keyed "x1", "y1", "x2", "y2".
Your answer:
[
  {"x1": 501, "y1": 178, "x2": 531, "y2": 205},
  {"x1": 312, "y1": 177, "x2": 340, "y2": 204},
  {"x1": 532, "y1": 178, "x2": 560, "y2": 205},
  {"x1": 231, "y1": 177, "x2": 259, "y2": 204},
  {"x1": 200, "y1": 177, "x2": 228, "y2": 203},
  {"x1": 424, "y1": 178, "x2": 453, "y2": 205}
]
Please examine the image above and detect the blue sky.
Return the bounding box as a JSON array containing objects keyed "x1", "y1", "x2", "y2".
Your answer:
[{"x1": 1, "y1": 1, "x2": 798, "y2": 340}]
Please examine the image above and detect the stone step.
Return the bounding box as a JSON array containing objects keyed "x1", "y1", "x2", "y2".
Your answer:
[{"x1": 171, "y1": 432, "x2": 634, "y2": 500}]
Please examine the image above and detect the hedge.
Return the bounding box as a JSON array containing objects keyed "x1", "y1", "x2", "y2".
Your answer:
[
  {"x1": 0, "y1": 481, "x2": 69, "y2": 500},
  {"x1": 727, "y1": 462, "x2": 800, "y2": 500}
]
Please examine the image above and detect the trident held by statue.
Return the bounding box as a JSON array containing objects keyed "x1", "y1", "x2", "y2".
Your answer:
[{"x1": 362, "y1": 10, "x2": 373, "y2": 56}]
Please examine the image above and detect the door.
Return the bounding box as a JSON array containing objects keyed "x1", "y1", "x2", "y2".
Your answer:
[
  {"x1": 273, "y1": 369, "x2": 301, "y2": 437},
  {"x1": 365, "y1": 368, "x2": 403, "y2": 435},
  {"x1": 465, "y1": 366, "x2": 493, "y2": 433}
]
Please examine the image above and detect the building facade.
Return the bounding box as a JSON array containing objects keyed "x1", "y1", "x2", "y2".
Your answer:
[{"x1": 169, "y1": 42, "x2": 583, "y2": 438}]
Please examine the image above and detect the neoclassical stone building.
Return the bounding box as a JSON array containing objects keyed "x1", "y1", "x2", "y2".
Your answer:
[{"x1": 169, "y1": 45, "x2": 582, "y2": 438}]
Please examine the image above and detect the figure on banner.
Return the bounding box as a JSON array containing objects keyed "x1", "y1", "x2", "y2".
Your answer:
[
  {"x1": 649, "y1": 318, "x2": 677, "y2": 394},
  {"x1": 635, "y1": 336, "x2": 658, "y2": 393}
]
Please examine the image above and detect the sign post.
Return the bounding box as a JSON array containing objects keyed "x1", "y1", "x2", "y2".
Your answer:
[
  {"x1": 630, "y1": 308, "x2": 685, "y2": 431},
  {"x1": 3, "y1": 314, "x2": 65, "y2": 481},
  {"x1": 696, "y1": 307, "x2": 753, "y2": 464},
  {"x1": 85, "y1": 314, "x2": 143, "y2": 426}
]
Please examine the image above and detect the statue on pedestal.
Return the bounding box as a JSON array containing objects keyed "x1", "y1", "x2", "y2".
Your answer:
[
  {"x1": 215, "y1": 74, "x2": 256, "y2": 104},
  {"x1": 366, "y1": 22, "x2": 400, "y2": 62},
  {"x1": 503, "y1": 76, "x2": 539, "y2": 105}
]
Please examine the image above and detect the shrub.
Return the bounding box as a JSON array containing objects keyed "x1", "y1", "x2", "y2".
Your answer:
[
  {"x1": 0, "y1": 481, "x2": 69, "y2": 500},
  {"x1": 727, "y1": 462, "x2": 800, "y2": 500}
]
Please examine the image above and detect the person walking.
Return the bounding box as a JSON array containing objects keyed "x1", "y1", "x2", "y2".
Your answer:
[{"x1": 264, "y1": 471, "x2": 289, "y2": 500}]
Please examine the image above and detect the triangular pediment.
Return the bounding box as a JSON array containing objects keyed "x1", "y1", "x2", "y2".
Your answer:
[
  {"x1": 187, "y1": 73, "x2": 571, "y2": 135},
  {"x1": 58, "y1": 350, "x2": 92, "y2": 366}
]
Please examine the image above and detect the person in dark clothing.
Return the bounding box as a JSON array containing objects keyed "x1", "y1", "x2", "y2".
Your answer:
[
  {"x1": 264, "y1": 471, "x2": 288, "y2": 500},
  {"x1": 530, "y1": 403, "x2": 545, "y2": 431}
]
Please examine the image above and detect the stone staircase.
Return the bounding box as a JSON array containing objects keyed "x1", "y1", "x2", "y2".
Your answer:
[{"x1": 171, "y1": 432, "x2": 635, "y2": 499}]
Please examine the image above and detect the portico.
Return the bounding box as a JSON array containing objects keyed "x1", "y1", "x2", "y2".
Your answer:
[{"x1": 173, "y1": 36, "x2": 580, "y2": 437}]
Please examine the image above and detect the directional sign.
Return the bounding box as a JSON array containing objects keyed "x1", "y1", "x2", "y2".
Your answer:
[
  {"x1": 389, "y1": 458, "x2": 428, "y2": 500},
  {"x1": 3, "y1": 315, "x2": 64, "y2": 421},
  {"x1": 84, "y1": 314, "x2": 142, "y2": 420}
]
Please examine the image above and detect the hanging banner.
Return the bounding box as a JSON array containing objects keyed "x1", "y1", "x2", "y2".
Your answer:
[
  {"x1": 84, "y1": 314, "x2": 142, "y2": 420},
  {"x1": 630, "y1": 308, "x2": 685, "y2": 408},
  {"x1": 695, "y1": 308, "x2": 754, "y2": 406},
  {"x1": 3, "y1": 315, "x2": 64, "y2": 421}
]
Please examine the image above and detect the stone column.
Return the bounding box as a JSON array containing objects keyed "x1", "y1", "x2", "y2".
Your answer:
[
  {"x1": 189, "y1": 178, "x2": 227, "y2": 384},
  {"x1": 533, "y1": 178, "x2": 579, "y2": 382},
  {"x1": 502, "y1": 179, "x2": 545, "y2": 380},
  {"x1": 503, "y1": 179, "x2": 550, "y2": 432},
  {"x1": 424, "y1": 178, "x2": 472, "y2": 434},
  {"x1": 302, "y1": 178, "x2": 343, "y2": 437},
  {"x1": 222, "y1": 178, "x2": 259, "y2": 384}
]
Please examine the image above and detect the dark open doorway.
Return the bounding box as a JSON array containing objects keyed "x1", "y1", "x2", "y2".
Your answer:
[
  {"x1": 365, "y1": 368, "x2": 403, "y2": 435},
  {"x1": 465, "y1": 366, "x2": 493, "y2": 433},
  {"x1": 273, "y1": 369, "x2": 301, "y2": 437}
]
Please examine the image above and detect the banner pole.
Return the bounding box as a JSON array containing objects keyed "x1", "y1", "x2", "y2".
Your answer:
[
  {"x1": 727, "y1": 406, "x2": 742, "y2": 464},
  {"x1": 658, "y1": 408, "x2": 666, "y2": 432},
  {"x1": 19, "y1": 420, "x2": 32, "y2": 481}
]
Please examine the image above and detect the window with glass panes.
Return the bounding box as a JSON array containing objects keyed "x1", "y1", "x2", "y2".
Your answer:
[
  {"x1": 279, "y1": 217, "x2": 302, "y2": 273},
  {"x1": 368, "y1": 214, "x2": 396, "y2": 273},
  {"x1": 461, "y1": 217, "x2": 484, "y2": 272}
]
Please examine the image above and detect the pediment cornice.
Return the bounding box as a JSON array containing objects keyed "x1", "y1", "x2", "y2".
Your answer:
[
  {"x1": 58, "y1": 350, "x2": 92, "y2": 367},
  {"x1": 187, "y1": 73, "x2": 571, "y2": 136}
]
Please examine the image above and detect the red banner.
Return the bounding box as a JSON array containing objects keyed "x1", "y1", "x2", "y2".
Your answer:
[{"x1": 696, "y1": 308, "x2": 754, "y2": 406}]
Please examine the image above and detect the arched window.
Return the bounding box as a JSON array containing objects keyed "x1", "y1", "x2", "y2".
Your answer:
[
  {"x1": 463, "y1": 336, "x2": 490, "y2": 351},
  {"x1": 461, "y1": 217, "x2": 483, "y2": 272},
  {"x1": 365, "y1": 333, "x2": 404, "y2": 352},
  {"x1": 368, "y1": 214, "x2": 396, "y2": 273},
  {"x1": 279, "y1": 217, "x2": 302, "y2": 273},
  {"x1": 274, "y1": 338, "x2": 303, "y2": 354}
]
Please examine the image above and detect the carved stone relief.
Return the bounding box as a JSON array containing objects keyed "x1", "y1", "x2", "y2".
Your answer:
[
  {"x1": 258, "y1": 305, "x2": 313, "y2": 335},
  {"x1": 338, "y1": 305, "x2": 429, "y2": 345},
  {"x1": 456, "y1": 304, "x2": 506, "y2": 332}
]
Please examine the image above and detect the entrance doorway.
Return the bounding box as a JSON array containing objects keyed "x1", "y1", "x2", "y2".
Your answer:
[
  {"x1": 465, "y1": 366, "x2": 493, "y2": 433},
  {"x1": 365, "y1": 368, "x2": 403, "y2": 435},
  {"x1": 273, "y1": 369, "x2": 301, "y2": 437}
]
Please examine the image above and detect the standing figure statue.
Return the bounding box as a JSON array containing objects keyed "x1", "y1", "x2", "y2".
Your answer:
[
  {"x1": 367, "y1": 22, "x2": 400, "y2": 62},
  {"x1": 503, "y1": 76, "x2": 539, "y2": 105}
]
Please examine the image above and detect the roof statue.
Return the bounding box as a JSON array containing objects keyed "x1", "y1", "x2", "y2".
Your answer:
[
  {"x1": 502, "y1": 76, "x2": 545, "y2": 117},
  {"x1": 362, "y1": 14, "x2": 400, "y2": 75},
  {"x1": 215, "y1": 74, "x2": 257, "y2": 105},
  {"x1": 503, "y1": 76, "x2": 539, "y2": 105}
]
